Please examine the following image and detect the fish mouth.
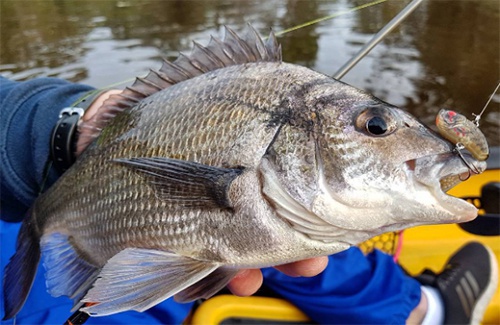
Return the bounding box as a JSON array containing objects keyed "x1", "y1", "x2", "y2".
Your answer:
[{"x1": 405, "y1": 151, "x2": 487, "y2": 222}]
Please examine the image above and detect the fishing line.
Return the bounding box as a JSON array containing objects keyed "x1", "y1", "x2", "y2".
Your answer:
[
  {"x1": 69, "y1": 78, "x2": 136, "y2": 108},
  {"x1": 473, "y1": 81, "x2": 500, "y2": 126},
  {"x1": 274, "y1": 0, "x2": 388, "y2": 37}
]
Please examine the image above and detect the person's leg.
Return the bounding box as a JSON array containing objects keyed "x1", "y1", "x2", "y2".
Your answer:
[{"x1": 407, "y1": 290, "x2": 428, "y2": 324}]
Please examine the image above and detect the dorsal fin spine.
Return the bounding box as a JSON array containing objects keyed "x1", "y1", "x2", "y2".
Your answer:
[
  {"x1": 215, "y1": 38, "x2": 237, "y2": 63},
  {"x1": 137, "y1": 77, "x2": 163, "y2": 91},
  {"x1": 77, "y1": 25, "x2": 282, "y2": 152},
  {"x1": 239, "y1": 25, "x2": 263, "y2": 60},
  {"x1": 190, "y1": 59, "x2": 210, "y2": 73},
  {"x1": 223, "y1": 27, "x2": 253, "y2": 62},
  {"x1": 178, "y1": 53, "x2": 207, "y2": 74},
  {"x1": 150, "y1": 69, "x2": 176, "y2": 85},
  {"x1": 209, "y1": 36, "x2": 236, "y2": 64},
  {"x1": 161, "y1": 58, "x2": 194, "y2": 79},
  {"x1": 126, "y1": 86, "x2": 148, "y2": 97},
  {"x1": 192, "y1": 41, "x2": 225, "y2": 68},
  {"x1": 118, "y1": 93, "x2": 140, "y2": 103}
]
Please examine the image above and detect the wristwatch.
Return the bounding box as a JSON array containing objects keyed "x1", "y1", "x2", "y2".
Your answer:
[{"x1": 50, "y1": 90, "x2": 105, "y2": 173}]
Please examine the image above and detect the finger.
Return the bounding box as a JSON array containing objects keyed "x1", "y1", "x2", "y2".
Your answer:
[
  {"x1": 274, "y1": 256, "x2": 329, "y2": 277},
  {"x1": 76, "y1": 90, "x2": 122, "y2": 157},
  {"x1": 227, "y1": 269, "x2": 263, "y2": 296},
  {"x1": 83, "y1": 90, "x2": 122, "y2": 121}
]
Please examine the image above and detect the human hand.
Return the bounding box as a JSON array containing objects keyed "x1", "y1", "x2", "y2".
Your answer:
[
  {"x1": 227, "y1": 256, "x2": 329, "y2": 296},
  {"x1": 83, "y1": 90, "x2": 123, "y2": 123},
  {"x1": 76, "y1": 89, "x2": 122, "y2": 157}
]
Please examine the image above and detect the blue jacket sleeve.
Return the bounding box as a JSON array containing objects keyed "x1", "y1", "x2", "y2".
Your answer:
[
  {"x1": 262, "y1": 248, "x2": 421, "y2": 324},
  {"x1": 0, "y1": 77, "x2": 94, "y2": 221}
]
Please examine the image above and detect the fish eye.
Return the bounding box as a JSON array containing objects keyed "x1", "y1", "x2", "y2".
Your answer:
[
  {"x1": 366, "y1": 117, "x2": 388, "y2": 135},
  {"x1": 355, "y1": 106, "x2": 397, "y2": 137}
]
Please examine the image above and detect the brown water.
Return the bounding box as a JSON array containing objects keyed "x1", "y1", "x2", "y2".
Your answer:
[{"x1": 1, "y1": 0, "x2": 499, "y2": 144}]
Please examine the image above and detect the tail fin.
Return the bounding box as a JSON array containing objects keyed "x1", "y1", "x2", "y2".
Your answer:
[{"x1": 2, "y1": 219, "x2": 40, "y2": 320}]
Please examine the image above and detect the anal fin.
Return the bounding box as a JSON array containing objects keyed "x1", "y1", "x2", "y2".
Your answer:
[
  {"x1": 81, "y1": 248, "x2": 219, "y2": 316},
  {"x1": 174, "y1": 267, "x2": 238, "y2": 303}
]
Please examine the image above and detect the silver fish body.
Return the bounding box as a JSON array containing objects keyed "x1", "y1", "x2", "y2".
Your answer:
[
  {"x1": 39, "y1": 63, "x2": 348, "y2": 266},
  {"x1": 3, "y1": 26, "x2": 487, "y2": 318}
]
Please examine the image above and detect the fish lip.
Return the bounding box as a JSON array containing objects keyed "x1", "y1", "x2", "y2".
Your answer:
[{"x1": 405, "y1": 151, "x2": 487, "y2": 222}]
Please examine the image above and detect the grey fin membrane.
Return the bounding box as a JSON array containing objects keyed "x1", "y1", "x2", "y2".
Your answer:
[
  {"x1": 40, "y1": 233, "x2": 99, "y2": 308},
  {"x1": 114, "y1": 156, "x2": 244, "y2": 209},
  {"x1": 78, "y1": 24, "x2": 282, "y2": 151},
  {"x1": 2, "y1": 218, "x2": 40, "y2": 320},
  {"x1": 174, "y1": 267, "x2": 238, "y2": 303},
  {"x1": 81, "y1": 248, "x2": 219, "y2": 316}
]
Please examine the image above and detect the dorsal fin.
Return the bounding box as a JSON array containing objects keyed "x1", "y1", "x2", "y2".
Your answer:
[{"x1": 77, "y1": 25, "x2": 282, "y2": 154}]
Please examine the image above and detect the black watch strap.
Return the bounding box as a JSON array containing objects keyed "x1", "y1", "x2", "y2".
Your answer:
[
  {"x1": 50, "y1": 90, "x2": 106, "y2": 173},
  {"x1": 50, "y1": 107, "x2": 85, "y2": 173}
]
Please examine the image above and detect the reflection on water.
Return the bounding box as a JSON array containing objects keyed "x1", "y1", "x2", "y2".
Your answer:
[{"x1": 1, "y1": 0, "x2": 498, "y2": 144}]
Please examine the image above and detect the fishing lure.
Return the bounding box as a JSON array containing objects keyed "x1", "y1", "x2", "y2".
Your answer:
[
  {"x1": 435, "y1": 82, "x2": 499, "y2": 177},
  {"x1": 437, "y1": 81, "x2": 500, "y2": 162},
  {"x1": 436, "y1": 109, "x2": 489, "y2": 162}
]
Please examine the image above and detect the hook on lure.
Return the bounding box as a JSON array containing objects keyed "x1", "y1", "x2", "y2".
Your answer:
[
  {"x1": 452, "y1": 143, "x2": 480, "y2": 181},
  {"x1": 435, "y1": 110, "x2": 484, "y2": 179}
]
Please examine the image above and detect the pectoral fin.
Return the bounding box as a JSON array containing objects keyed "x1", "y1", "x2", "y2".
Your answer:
[
  {"x1": 81, "y1": 248, "x2": 220, "y2": 316},
  {"x1": 115, "y1": 157, "x2": 244, "y2": 209}
]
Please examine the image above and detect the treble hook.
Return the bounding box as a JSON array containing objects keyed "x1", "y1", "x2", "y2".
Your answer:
[{"x1": 453, "y1": 143, "x2": 480, "y2": 181}]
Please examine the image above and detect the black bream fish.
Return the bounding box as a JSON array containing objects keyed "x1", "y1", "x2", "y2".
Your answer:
[{"x1": 3, "y1": 26, "x2": 487, "y2": 318}]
